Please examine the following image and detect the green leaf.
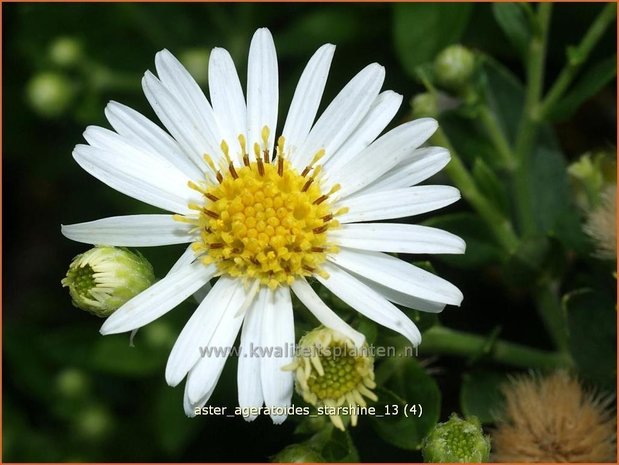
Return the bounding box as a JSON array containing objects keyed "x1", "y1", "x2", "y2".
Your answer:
[
  {"x1": 492, "y1": 4, "x2": 531, "y2": 59},
  {"x1": 547, "y1": 55, "x2": 617, "y2": 121},
  {"x1": 371, "y1": 358, "x2": 440, "y2": 450},
  {"x1": 460, "y1": 371, "x2": 507, "y2": 424},
  {"x1": 318, "y1": 428, "x2": 359, "y2": 462},
  {"x1": 423, "y1": 212, "x2": 503, "y2": 268},
  {"x1": 393, "y1": 3, "x2": 473, "y2": 76},
  {"x1": 472, "y1": 157, "x2": 509, "y2": 214},
  {"x1": 502, "y1": 234, "x2": 550, "y2": 286},
  {"x1": 565, "y1": 288, "x2": 616, "y2": 389}
]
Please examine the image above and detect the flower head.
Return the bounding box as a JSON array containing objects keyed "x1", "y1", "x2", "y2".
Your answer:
[
  {"x1": 584, "y1": 184, "x2": 616, "y2": 261},
  {"x1": 62, "y1": 28, "x2": 464, "y2": 421},
  {"x1": 422, "y1": 413, "x2": 491, "y2": 463},
  {"x1": 285, "y1": 326, "x2": 377, "y2": 430},
  {"x1": 62, "y1": 246, "x2": 155, "y2": 317},
  {"x1": 492, "y1": 371, "x2": 616, "y2": 462}
]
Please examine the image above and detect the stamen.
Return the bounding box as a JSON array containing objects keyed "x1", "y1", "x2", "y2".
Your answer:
[
  {"x1": 278, "y1": 157, "x2": 284, "y2": 176},
  {"x1": 302, "y1": 178, "x2": 314, "y2": 192},
  {"x1": 257, "y1": 158, "x2": 265, "y2": 176},
  {"x1": 203, "y1": 209, "x2": 220, "y2": 219},
  {"x1": 261, "y1": 126, "x2": 270, "y2": 149},
  {"x1": 205, "y1": 193, "x2": 219, "y2": 202},
  {"x1": 313, "y1": 225, "x2": 329, "y2": 234},
  {"x1": 229, "y1": 162, "x2": 238, "y2": 179},
  {"x1": 220, "y1": 140, "x2": 231, "y2": 164},
  {"x1": 313, "y1": 195, "x2": 328, "y2": 205},
  {"x1": 203, "y1": 154, "x2": 218, "y2": 173},
  {"x1": 216, "y1": 171, "x2": 224, "y2": 183}
]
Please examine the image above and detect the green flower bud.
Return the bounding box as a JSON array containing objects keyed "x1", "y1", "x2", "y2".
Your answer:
[
  {"x1": 75, "y1": 405, "x2": 112, "y2": 440},
  {"x1": 179, "y1": 48, "x2": 210, "y2": 86},
  {"x1": 284, "y1": 326, "x2": 376, "y2": 431},
  {"x1": 434, "y1": 45, "x2": 476, "y2": 92},
  {"x1": 271, "y1": 444, "x2": 325, "y2": 463},
  {"x1": 26, "y1": 72, "x2": 75, "y2": 118},
  {"x1": 411, "y1": 93, "x2": 439, "y2": 119},
  {"x1": 55, "y1": 368, "x2": 90, "y2": 399},
  {"x1": 49, "y1": 37, "x2": 83, "y2": 68},
  {"x1": 62, "y1": 246, "x2": 155, "y2": 317},
  {"x1": 568, "y1": 150, "x2": 617, "y2": 210},
  {"x1": 422, "y1": 414, "x2": 491, "y2": 463}
]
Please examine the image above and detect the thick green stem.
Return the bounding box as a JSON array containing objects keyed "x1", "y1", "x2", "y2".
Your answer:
[
  {"x1": 513, "y1": 3, "x2": 553, "y2": 235},
  {"x1": 533, "y1": 281, "x2": 569, "y2": 352},
  {"x1": 433, "y1": 128, "x2": 519, "y2": 253},
  {"x1": 478, "y1": 105, "x2": 515, "y2": 171},
  {"x1": 420, "y1": 326, "x2": 573, "y2": 370},
  {"x1": 538, "y1": 3, "x2": 617, "y2": 119}
]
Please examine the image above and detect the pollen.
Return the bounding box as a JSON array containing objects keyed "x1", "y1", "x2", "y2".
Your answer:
[{"x1": 180, "y1": 129, "x2": 343, "y2": 289}]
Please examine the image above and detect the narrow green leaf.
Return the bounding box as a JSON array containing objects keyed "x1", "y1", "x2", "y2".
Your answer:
[{"x1": 492, "y1": 3, "x2": 531, "y2": 59}]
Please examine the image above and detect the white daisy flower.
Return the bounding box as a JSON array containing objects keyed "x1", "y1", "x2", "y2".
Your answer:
[{"x1": 62, "y1": 28, "x2": 465, "y2": 423}]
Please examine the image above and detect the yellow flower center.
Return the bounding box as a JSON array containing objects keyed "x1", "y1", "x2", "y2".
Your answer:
[
  {"x1": 307, "y1": 344, "x2": 365, "y2": 401},
  {"x1": 177, "y1": 129, "x2": 345, "y2": 289}
]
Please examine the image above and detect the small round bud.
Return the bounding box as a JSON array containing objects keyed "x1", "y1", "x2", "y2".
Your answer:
[
  {"x1": 434, "y1": 45, "x2": 476, "y2": 92},
  {"x1": 62, "y1": 246, "x2": 155, "y2": 317},
  {"x1": 55, "y1": 368, "x2": 90, "y2": 399},
  {"x1": 179, "y1": 48, "x2": 210, "y2": 86},
  {"x1": 49, "y1": 37, "x2": 83, "y2": 68},
  {"x1": 422, "y1": 413, "x2": 491, "y2": 463},
  {"x1": 284, "y1": 326, "x2": 377, "y2": 431},
  {"x1": 568, "y1": 151, "x2": 617, "y2": 210},
  {"x1": 271, "y1": 444, "x2": 325, "y2": 463},
  {"x1": 75, "y1": 405, "x2": 112, "y2": 440},
  {"x1": 26, "y1": 72, "x2": 75, "y2": 118},
  {"x1": 410, "y1": 93, "x2": 439, "y2": 119}
]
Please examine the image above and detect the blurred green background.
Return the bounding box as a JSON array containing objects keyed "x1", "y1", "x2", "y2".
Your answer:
[{"x1": 3, "y1": 3, "x2": 616, "y2": 462}]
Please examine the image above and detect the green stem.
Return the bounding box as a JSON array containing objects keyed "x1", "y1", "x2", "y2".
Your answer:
[
  {"x1": 421, "y1": 326, "x2": 572, "y2": 370},
  {"x1": 538, "y1": 3, "x2": 617, "y2": 119},
  {"x1": 478, "y1": 105, "x2": 515, "y2": 171},
  {"x1": 533, "y1": 281, "x2": 569, "y2": 352},
  {"x1": 433, "y1": 128, "x2": 519, "y2": 253},
  {"x1": 513, "y1": 3, "x2": 553, "y2": 235}
]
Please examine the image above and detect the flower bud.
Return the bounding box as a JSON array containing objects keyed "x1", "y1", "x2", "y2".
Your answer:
[
  {"x1": 49, "y1": 37, "x2": 83, "y2": 68},
  {"x1": 179, "y1": 48, "x2": 210, "y2": 86},
  {"x1": 422, "y1": 413, "x2": 491, "y2": 463},
  {"x1": 271, "y1": 443, "x2": 325, "y2": 463},
  {"x1": 284, "y1": 326, "x2": 377, "y2": 431},
  {"x1": 584, "y1": 184, "x2": 616, "y2": 261},
  {"x1": 62, "y1": 246, "x2": 155, "y2": 317},
  {"x1": 26, "y1": 72, "x2": 75, "y2": 118},
  {"x1": 434, "y1": 45, "x2": 476, "y2": 92},
  {"x1": 568, "y1": 150, "x2": 616, "y2": 210},
  {"x1": 410, "y1": 93, "x2": 439, "y2": 119}
]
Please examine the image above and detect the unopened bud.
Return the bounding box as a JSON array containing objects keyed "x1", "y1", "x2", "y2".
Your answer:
[
  {"x1": 271, "y1": 443, "x2": 325, "y2": 463},
  {"x1": 434, "y1": 45, "x2": 476, "y2": 92},
  {"x1": 62, "y1": 246, "x2": 155, "y2": 317},
  {"x1": 422, "y1": 414, "x2": 491, "y2": 463},
  {"x1": 26, "y1": 72, "x2": 75, "y2": 118},
  {"x1": 49, "y1": 37, "x2": 83, "y2": 68},
  {"x1": 411, "y1": 93, "x2": 439, "y2": 119}
]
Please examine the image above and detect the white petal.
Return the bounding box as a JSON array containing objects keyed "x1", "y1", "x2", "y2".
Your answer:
[
  {"x1": 100, "y1": 260, "x2": 216, "y2": 335},
  {"x1": 237, "y1": 287, "x2": 268, "y2": 420},
  {"x1": 328, "y1": 248, "x2": 463, "y2": 306},
  {"x1": 281, "y1": 44, "x2": 335, "y2": 158},
  {"x1": 290, "y1": 278, "x2": 365, "y2": 347},
  {"x1": 329, "y1": 223, "x2": 466, "y2": 255},
  {"x1": 261, "y1": 286, "x2": 294, "y2": 424},
  {"x1": 359, "y1": 147, "x2": 451, "y2": 195},
  {"x1": 183, "y1": 364, "x2": 221, "y2": 417},
  {"x1": 185, "y1": 280, "x2": 251, "y2": 403},
  {"x1": 168, "y1": 245, "x2": 198, "y2": 275},
  {"x1": 328, "y1": 118, "x2": 438, "y2": 198},
  {"x1": 142, "y1": 71, "x2": 215, "y2": 171},
  {"x1": 318, "y1": 262, "x2": 421, "y2": 346},
  {"x1": 247, "y1": 28, "x2": 278, "y2": 154},
  {"x1": 292, "y1": 63, "x2": 385, "y2": 170},
  {"x1": 325, "y1": 91, "x2": 402, "y2": 174},
  {"x1": 61, "y1": 214, "x2": 194, "y2": 246},
  {"x1": 73, "y1": 144, "x2": 198, "y2": 215},
  {"x1": 166, "y1": 277, "x2": 245, "y2": 387},
  {"x1": 154, "y1": 49, "x2": 222, "y2": 158},
  {"x1": 104, "y1": 100, "x2": 203, "y2": 180},
  {"x1": 355, "y1": 275, "x2": 445, "y2": 313},
  {"x1": 208, "y1": 47, "x2": 247, "y2": 161},
  {"x1": 338, "y1": 186, "x2": 461, "y2": 224},
  {"x1": 83, "y1": 125, "x2": 198, "y2": 186}
]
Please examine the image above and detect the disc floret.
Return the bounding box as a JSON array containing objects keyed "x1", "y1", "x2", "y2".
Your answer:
[
  {"x1": 285, "y1": 326, "x2": 377, "y2": 430},
  {"x1": 180, "y1": 128, "x2": 344, "y2": 289}
]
